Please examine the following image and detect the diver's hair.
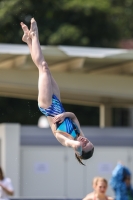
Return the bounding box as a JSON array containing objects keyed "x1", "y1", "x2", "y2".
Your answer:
[
  {"x1": 75, "y1": 153, "x2": 85, "y2": 166},
  {"x1": 75, "y1": 148, "x2": 94, "y2": 166},
  {"x1": 82, "y1": 148, "x2": 94, "y2": 160},
  {"x1": 0, "y1": 167, "x2": 4, "y2": 180},
  {"x1": 93, "y1": 177, "x2": 108, "y2": 187}
]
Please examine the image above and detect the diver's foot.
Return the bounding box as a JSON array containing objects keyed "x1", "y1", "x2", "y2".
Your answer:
[
  {"x1": 20, "y1": 22, "x2": 31, "y2": 44},
  {"x1": 29, "y1": 18, "x2": 38, "y2": 38}
]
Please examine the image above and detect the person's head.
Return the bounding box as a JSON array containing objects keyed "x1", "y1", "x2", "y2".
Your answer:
[
  {"x1": 75, "y1": 136, "x2": 94, "y2": 165},
  {"x1": 122, "y1": 166, "x2": 131, "y2": 186},
  {"x1": 0, "y1": 167, "x2": 4, "y2": 180},
  {"x1": 124, "y1": 175, "x2": 131, "y2": 186},
  {"x1": 93, "y1": 177, "x2": 108, "y2": 195},
  {"x1": 92, "y1": 177, "x2": 99, "y2": 189}
]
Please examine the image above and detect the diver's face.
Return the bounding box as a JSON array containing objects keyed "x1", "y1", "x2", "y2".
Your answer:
[
  {"x1": 95, "y1": 181, "x2": 107, "y2": 195},
  {"x1": 77, "y1": 136, "x2": 93, "y2": 152}
]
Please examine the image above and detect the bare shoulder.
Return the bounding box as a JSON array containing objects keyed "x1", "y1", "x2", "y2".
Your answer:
[
  {"x1": 82, "y1": 192, "x2": 94, "y2": 200},
  {"x1": 108, "y1": 197, "x2": 114, "y2": 200}
]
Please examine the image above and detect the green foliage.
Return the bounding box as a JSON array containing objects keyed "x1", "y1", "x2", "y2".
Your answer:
[
  {"x1": 63, "y1": 0, "x2": 111, "y2": 12},
  {"x1": 0, "y1": 0, "x2": 130, "y2": 47},
  {"x1": 0, "y1": 0, "x2": 133, "y2": 46},
  {"x1": 48, "y1": 24, "x2": 84, "y2": 45},
  {"x1": 109, "y1": 0, "x2": 133, "y2": 39}
]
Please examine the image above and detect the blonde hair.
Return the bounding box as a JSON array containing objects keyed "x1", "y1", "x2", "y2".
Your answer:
[{"x1": 92, "y1": 177, "x2": 108, "y2": 188}]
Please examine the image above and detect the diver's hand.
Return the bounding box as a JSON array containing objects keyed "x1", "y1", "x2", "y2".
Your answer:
[
  {"x1": 53, "y1": 113, "x2": 65, "y2": 124},
  {"x1": 74, "y1": 141, "x2": 82, "y2": 156}
]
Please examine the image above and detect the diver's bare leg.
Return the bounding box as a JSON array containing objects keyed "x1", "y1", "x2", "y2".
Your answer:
[
  {"x1": 28, "y1": 18, "x2": 60, "y2": 108},
  {"x1": 51, "y1": 75, "x2": 60, "y2": 100}
]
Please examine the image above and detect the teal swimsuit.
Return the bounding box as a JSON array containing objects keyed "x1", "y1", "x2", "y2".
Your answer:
[{"x1": 38, "y1": 94, "x2": 80, "y2": 139}]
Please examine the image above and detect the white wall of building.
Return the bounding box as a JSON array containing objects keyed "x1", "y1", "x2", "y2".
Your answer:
[
  {"x1": 20, "y1": 145, "x2": 133, "y2": 199},
  {"x1": 0, "y1": 123, "x2": 133, "y2": 199}
]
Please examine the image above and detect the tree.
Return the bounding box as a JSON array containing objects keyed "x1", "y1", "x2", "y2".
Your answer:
[{"x1": 0, "y1": 0, "x2": 127, "y2": 47}]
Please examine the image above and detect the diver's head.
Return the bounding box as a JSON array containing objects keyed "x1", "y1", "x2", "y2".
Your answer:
[{"x1": 75, "y1": 136, "x2": 94, "y2": 165}]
